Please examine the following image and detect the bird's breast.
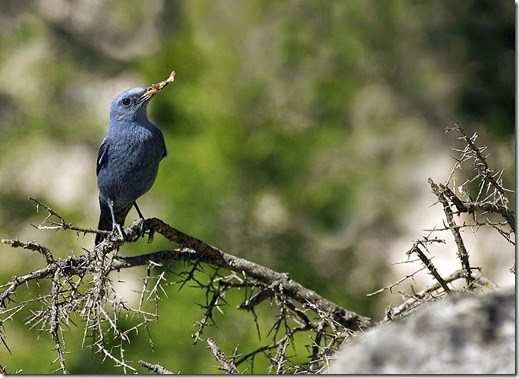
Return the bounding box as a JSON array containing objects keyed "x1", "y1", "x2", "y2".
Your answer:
[{"x1": 97, "y1": 126, "x2": 166, "y2": 203}]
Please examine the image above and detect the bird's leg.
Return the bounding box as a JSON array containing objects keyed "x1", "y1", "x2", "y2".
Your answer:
[
  {"x1": 108, "y1": 200, "x2": 126, "y2": 241},
  {"x1": 133, "y1": 201, "x2": 144, "y2": 219},
  {"x1": 133, "y1": 201, "x2": 146, "y2": 238}
]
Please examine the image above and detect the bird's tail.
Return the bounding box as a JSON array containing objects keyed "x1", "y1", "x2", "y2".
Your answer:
[{"x1": 95, "y1": 199, "x2": 132, "y2": 245}]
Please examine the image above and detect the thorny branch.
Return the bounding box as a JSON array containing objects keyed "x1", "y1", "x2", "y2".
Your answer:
[
  {"x1": 0, "y1": 124, "x2": 513, "y2": 374},
  {"x1": 370, "y1": 124, "x2": 514, "y2": 322},
  {"x1": 407, "y1": 239, "x2": 451, "y2": 293},
  {"x1": 0, "y1": 197, "x2": 371, "y2": 373},
  {"x1": 138, "y1": 360, "x2": 173, "y2": 375},
  {"x1": 112, "y1": 218, "x2": 372, "y2": 331},
  {"x1": 207, "y1": 337, "x2": 239, "y2": 374},
  {"x1": 429, "y1": 178, "x2": 474, "y2": 288},
  {"x1": 446, "y1": 123, "x2": 515, "y2": 232},
  {"x1": 29, "y1": 196, "x2": 106, "y2": 238},
  {"x1": 384, "y1": 269, "x2": 472, "y2": 321}
]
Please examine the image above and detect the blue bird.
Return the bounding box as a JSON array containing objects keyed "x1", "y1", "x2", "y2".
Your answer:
[{"x1": 95, "y1": 72, "x2": 175, "y2": 245}]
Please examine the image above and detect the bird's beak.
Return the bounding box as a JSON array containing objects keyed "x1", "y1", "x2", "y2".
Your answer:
[{"x1": 139, "y1": 70, "x2": 176, "y2": 103}]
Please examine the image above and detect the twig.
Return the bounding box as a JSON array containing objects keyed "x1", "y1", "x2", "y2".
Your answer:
[
  {"x1": 429, "y1": 179, "x2": 474, "y2": 288},
  {"x1": 29, "y1": 196, "x2": 105, "y2": 237},
  {"x1": 382, "y1": 269, "x2": 494, "y2": 321},
  {"x1": 448, "y1": 124, "x2": 509, "y2": 201},
  {"x1": 3, "y1": 204, "x2": 372, "y2": 373},
  {"x1": 0, "y1": 265, "x2": 56, "y2": 307},
  {"x1": 207, "y1": 337, "x2": 239, "y2": 374},
  {"x1": 238, "y1": 288, "x2": 273, "y2": 310},
  {"x1": 234, "y1": 324, "x2": 311, "y2": 367},
  {"x1": 367, "y1": 266, "x2": 427, "y2": 296},
  {"x1": 2, "y1": 238, "x2": 54, "y2": 264},
  {"x1": 50, "y1": 270, "x2": 68, "y2": 373},
  {"x1": 138, "y1": 360, "x2": 173, "y2": 374},
  {"x1": 192, "y1": 282, "x2": 226, "y2": 342},
  {"x1": 384, "y1": 270, "x2": 463, "y2": 321},
  {"x1": 423, "y1": 219, "x2": 510, "y2": 232},
  {"x1": 407, "y1": 241, "x2": 451, "y2": 293},
  {"x1": 309, "y1": 321, "x2": 326, "y2": 372},
  {"x1": 445, "y1": 124, "x2": 515, "y2": 232},
  {"x1": 114, "y1": 218, "x2": 373, "y2": 332}
]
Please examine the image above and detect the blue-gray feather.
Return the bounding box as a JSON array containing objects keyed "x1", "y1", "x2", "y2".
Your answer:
[{"x1": 95, "y1": 87, "x2": 166, "y2": 245}]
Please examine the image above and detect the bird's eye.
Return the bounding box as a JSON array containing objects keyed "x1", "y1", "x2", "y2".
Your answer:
[{"x1": 122, "y1": 98, "x2": 131, "y2": 106}]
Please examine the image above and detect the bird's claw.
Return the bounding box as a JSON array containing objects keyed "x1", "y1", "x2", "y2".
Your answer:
[
  {"x1": 136, "y1": 218, "x2": 146, "y2": 239},
  {"x1": 113, "y1": 223, "x2": 126, "y2": 241},
  {"x1": 127, "y1": 218, "x2": 145, "y2": 242}
]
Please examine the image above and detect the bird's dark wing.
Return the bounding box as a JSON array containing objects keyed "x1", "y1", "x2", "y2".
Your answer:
[
  {"x1": 96, "y1": 138, "x2": 110, "y2": 176},
  {"x1": 162, "y1": 134, "x2": 167, "y2": 159}
]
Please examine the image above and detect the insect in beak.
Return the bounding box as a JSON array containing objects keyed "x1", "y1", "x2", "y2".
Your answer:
[{"x1": 140, "y1": 70, "x2": 176, "y2": 101}]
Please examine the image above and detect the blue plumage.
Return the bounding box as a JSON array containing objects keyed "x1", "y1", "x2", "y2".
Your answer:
[{"x1": 95, "y1": 86, "x2": 167, "y2": 245}]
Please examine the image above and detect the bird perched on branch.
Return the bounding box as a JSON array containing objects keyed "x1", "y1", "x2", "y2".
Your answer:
[{"x1": 95, "y1": 71, "x2": 175, "y2": 245}]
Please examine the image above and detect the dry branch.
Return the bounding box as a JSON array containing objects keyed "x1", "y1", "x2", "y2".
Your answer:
[
  {"x1": 446, "y1": 124, "x2": 515, "y2": 232},
  {"x1": 0, "y1": 124, "x2": 512, "y2": 374},
  {"x1": 407, "y1": 241, "x2": 451, "y2": 293},
  {"x1": 429, "y1": 179, "x2": 474, "y2": 288},
  {"x1": 369, "y1": 123, "x2": 514, "y2": 328},
  {"x1": 138, "y1": 360, "x2": 173, "y2": 374},
  {"x1": 207, "y1": 337, "x2": 239, "y2": 374},
  {"x1": 1, "y1": 206, "x2": 372, "y2": 373},
  {"x1": 112, "y1": 218, "x2": 372, "y2": 331}
]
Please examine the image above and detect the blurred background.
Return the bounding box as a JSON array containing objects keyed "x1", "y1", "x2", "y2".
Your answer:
[{"x1": 0, "y1": 0, "x2": 515, "y2": 374}]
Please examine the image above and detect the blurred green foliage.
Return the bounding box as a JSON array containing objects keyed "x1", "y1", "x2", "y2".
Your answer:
[{"x1": 0, "y1": 0, "x2": 514, "y2": 374}]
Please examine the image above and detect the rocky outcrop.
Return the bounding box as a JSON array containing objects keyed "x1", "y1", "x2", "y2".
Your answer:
[{"x1": 328, "y1": 287, "x2": 515, "y2": 374}]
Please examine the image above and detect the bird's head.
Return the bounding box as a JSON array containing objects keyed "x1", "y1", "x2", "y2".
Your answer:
[
  {"x1": 109, "y1": 87, "x2": 156, "y2": 123},
  {"x1": 109, "y1": 70, "x2": 175, "y2": 123}
]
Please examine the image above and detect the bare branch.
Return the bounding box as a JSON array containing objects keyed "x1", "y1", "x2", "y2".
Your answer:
[
  {"x1": 113, "y1": 218, "x2": 373, "y2": 332},
  {"x1": 429, "y1": 179, "x2": 474, "y2": 288},
  {"x1": 445, "y1": 124, "x2": 515, "y2": 232},
  {"x1": 384, "y1": 270, "x2": 464, "y2": 321},
  {"x1": 366, "y1": 265, "x2": 427, "y2": 297},
  {"x1": 29, "y1": 196, "x2": 105, "y2": 237},
  {"x1": 1, "y1": 204, "x2": 371, "y2": 374},
  {"x1": 207, "y1": 337, "x2": 239, "y2": 374},
  {"x1": 50, "y1": 270, "x2": 68, "y2": 374},
  {"x1": 447, "y1": 124, "x2": 510, "y2": 203},
  {"x1": 2, "y1": 238, "x2": 54, "y2": 264},
  {"x1": 407, "y1": 241, "x2": 451, "y2": 293},
  {"x1": 0, "y1": 265, "x2": 56, "y2": 307},
  {"x1": 5, "y1": 128, "x2": 513, "y2": 377},
  {"x1": 138, "y1": 360, "x2": 173, "y2": 374},
  {"x1": 192, "y1": 281, "x2": 227, "y2": 342}
]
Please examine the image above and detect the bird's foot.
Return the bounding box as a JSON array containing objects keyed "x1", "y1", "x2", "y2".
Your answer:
[
  {"x1": 127, "y1": 218, "x2": 146, "y2": 242},
  {"x1": 113, "y1": 223, "x2": 126, "y2": 241},
  {"x1": 137, "y1": 218, "x2": 146, "y2": 239}
]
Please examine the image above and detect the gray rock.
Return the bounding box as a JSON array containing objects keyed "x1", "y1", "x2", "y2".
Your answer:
[{"x1": 328, "y1": 287, "x2": 515, "y2": 374}]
